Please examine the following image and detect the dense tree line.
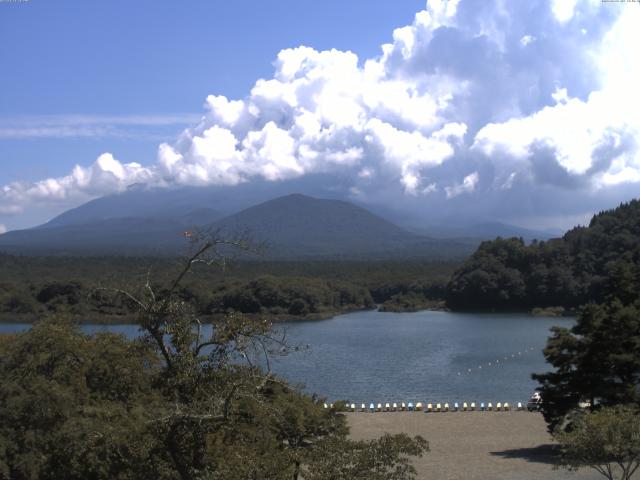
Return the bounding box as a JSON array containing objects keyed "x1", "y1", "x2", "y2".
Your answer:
[
  {"x1": 0, "y1": 256, "x2": 456, "y2": 322},
  {"x1": 446, "y1": 200, "x2": 640, "y2": 311},
  {"x1": 217, "y1": 275, "x2": 374, "y2": 318},
  {"x1": 371, "y1": 280, "x2": 447, "y2": 312}
]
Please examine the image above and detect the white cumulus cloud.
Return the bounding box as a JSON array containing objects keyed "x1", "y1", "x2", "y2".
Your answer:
[
  {"x1": 473, "y1": 4, "x2": 640, "y2": 191},
  {"x1": 1, "y1": 0, "x2": 639, "y2": 229},
  {"x1": 445, "y1": 171, "x2": 479, "y2": 198},
  {"x1": 1, "y1": 153, "x2": 155, "y2": 215},
  {"x1": 519, "y1": 35, "x2": 535, "y2": 47},
  {"x1": 551, "y1": 0, "x2": 579, "y2": 23}
]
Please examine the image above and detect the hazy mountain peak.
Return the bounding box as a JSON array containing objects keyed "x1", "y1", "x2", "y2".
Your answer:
[{"x1": 0, "y1": 192, "x2": 476, "y2": 259}]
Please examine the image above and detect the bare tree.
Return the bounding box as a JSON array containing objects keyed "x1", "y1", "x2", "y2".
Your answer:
[{"x1": 96, "y1": 232, "x2": 293, "y2": 479}]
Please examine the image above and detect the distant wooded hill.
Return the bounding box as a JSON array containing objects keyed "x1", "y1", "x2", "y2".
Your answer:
[
  {"x1": 446, "y1": 199, "x2": 640, "y2": 311},
  {"x1": 0, "y1": 193, "x2": 477, "y2": 260},
  {"x1": 212, "y1": 194, "x2": 476, "y2": 259},
  {"x1": 0, "y1": 180, "x2": 559, "y2": 259}
]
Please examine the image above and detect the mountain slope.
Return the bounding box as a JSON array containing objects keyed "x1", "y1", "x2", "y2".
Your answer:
[
  {"x1": 466, "y1": 222, "x2": 558, "y2": 240},
  {"x1": 0, "y1": 208, "x2": 223, "y2": 255},
  {"x1": 37, "y1": 178, "x2": 341, "y2": 229},
  {"x1": 38, "y1": 185, "x2": 226, "y2": 229},
  {"x1": 408, "y1": 222, "x2": 557, "y2": 241},
  {"x1": 211, "y1": 194, "x2": 476, "y2": 259},
  {"x1": 0, "y1": 193, "x2": 475, "y2": 259},
  {"x1": 214, "y1": 194, "x2": 408, "y2": 255}
]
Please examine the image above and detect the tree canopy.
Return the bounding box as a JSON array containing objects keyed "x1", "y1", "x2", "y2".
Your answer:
[
  {"x1": 533, "y1": 300, "x2": 640, "y2": 430},
  {"x1": 446, "y1": 199, "x2": 640, "y2": 311},
  {"x1": 0, "y1": 240, "x2": 428, "y2": 480},
  {"x1": 0, "y1": 255, "x2": 457, "y2": 322},
  {"x1": 554, "y1": 406, "x2": 640, "y2": 480}
]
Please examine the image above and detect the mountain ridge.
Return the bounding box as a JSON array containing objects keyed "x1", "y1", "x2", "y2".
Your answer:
[
  {"x1": 0, "y1": 193, "x2": 476, "y2": 259},
  {"x1": 2, "y1": 190, "x2": 563, "y2": 259}
]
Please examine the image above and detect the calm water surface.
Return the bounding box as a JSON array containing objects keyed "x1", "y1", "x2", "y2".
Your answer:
[{"x1": 1, "y1": 310, "x2": 572, "y2": 404}]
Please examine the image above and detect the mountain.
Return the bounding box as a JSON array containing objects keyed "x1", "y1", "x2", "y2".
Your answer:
[
  {"x1": 0, "y1": 193, "x2": 475, "y2": 259},
  {"x1": 37, "y1": 186, "x2": 228, "y2": 229},
  {"x1": 212, "y1": 194, "x2": 474, "y2": 259},
  {"x1": 407, "y1": 222, "x2": 558, "y2": 241},
  {"x1": 34, "y1": 176, "x2": 351, "y2": 230},
  {"x1": 0, "y1": 209, "x2": 223, "y2": 255},
  {"x1": 464, "y1": 222, "x2": 559, "y2": 241}
]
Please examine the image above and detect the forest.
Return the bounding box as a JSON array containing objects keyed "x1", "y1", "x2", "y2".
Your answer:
[
  {"x1": 446, "y1": 200, "x2": 640, "y2": 312},
  {"x1": 0, "y1": 255, "x2": 456, "y2": 323},
  {"x1": 2, "y1": 200, "x2": 639, "y2": 322},
  {"x1": 525, "y1": 203, "x2": 640, "y2": 449}
]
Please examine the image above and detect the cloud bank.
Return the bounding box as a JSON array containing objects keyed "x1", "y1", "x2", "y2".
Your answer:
[{"x1": 2, "y1": 0, "x2": 639, "y2": 229}]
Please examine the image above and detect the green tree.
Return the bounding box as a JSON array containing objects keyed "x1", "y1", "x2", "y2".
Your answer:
[
  {"x1": 303, "y1": 433, "x2": 428, "y2": 480},
  {"x1": 0, "y1": 318, "x2": 165, "y2": 480},
  {"x1": 554, "y1": 406, "x2": 640, "y2": 480},
  {"x1": 0, "y1": 237, "x2": 428, "y2": 479},
  {"x1": 533, "y1": 300, "x2": 640, "y2": 429},
  {"x1": 446, "y1": 199, "x2": 640, "y2": 312}
]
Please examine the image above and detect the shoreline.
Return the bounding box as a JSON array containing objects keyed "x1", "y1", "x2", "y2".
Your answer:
[
  {"x1": 0, "y1": 304, "x2": 573, "y2": 325},
  {"x1": 0, "y1": 306, "x2": 375, "y2": 325}
]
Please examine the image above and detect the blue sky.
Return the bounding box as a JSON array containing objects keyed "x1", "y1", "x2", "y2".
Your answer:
[
  {"x1": 0, "y1": 0, "x2": 423, "y2": 183},
  {"x1": 1, "y1": 0, "x2": 639, "y2": 233}
]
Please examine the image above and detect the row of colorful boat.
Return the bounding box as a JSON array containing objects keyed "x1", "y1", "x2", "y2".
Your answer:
[{"x1": 323, "y1": 401, "x2": 527, "y2": 412}]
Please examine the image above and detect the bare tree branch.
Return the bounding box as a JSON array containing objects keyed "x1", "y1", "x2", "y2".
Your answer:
[{"x1": 93, "y1": 286, "x2": 147, "y2": 310}]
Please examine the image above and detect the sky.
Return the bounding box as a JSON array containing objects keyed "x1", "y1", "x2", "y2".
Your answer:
[{"x1": 0, "y1": 0, "x2": 639, "y2": 234}]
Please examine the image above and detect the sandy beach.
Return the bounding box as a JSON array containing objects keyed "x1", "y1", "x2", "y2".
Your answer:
[{"x1": 347, "y1": 411, "x2": 605, "y2": 480}]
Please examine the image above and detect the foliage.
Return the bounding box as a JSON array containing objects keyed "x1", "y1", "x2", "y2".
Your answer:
[
  {"x1": 554, "y1": 406, "x2": 640, "y2": 480},
  {"x1": 372, "y1": 279, "x2": 447, "y2": 312},
  {"x1": 0, "y1": 239, "x2": 428, "y2": 479},
  {"x1": 303, "y1": 433, "x2": 429, "y2": 480},
  {"x1": 532, "y1": 300, "x2": 640, "y2": 430},
  {"x1": 446, "y1": 199, "x2": 640, "y2": 311},
  {"x1": 0, "y1": 256, "x2": 458, "y2": 321},
  {"x1": 0, "y1": 318, "x2": 164, "y2": 480}
]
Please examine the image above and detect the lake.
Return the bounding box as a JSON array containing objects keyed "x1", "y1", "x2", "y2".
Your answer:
[{"x1": 0, "y1": 310, "x2": 571, "y2": 405}]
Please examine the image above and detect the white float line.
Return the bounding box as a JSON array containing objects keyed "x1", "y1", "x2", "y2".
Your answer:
[
  {"x1": 325, "y1": 401, "x2": 529, "y2": 412},
  {"x1": 456, "y1": 347, "x2": 537, "y2": 376}
]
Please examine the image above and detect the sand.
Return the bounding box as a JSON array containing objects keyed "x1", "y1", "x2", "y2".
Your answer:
[{"x1": 347, "y1": 411, "x2": 606, "y2": 480}]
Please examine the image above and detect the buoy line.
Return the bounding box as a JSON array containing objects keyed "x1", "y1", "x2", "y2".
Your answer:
[
  {"x1": 320, "y1": 347, "x2": 542, "y2": 413},
  {"x1": 324, "y1": 401, "x2": 531, "y2": 412},
  {"x1": 456, "y1": 346, "x2": 538, "y2": 377}
]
